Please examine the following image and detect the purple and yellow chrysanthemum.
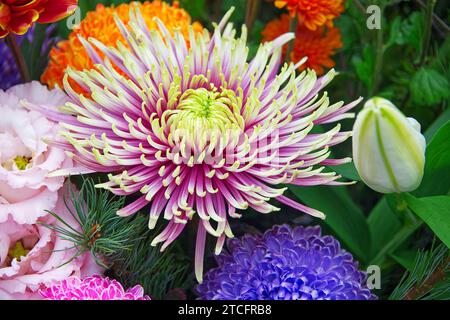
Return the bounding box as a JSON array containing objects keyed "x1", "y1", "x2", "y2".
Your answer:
[{"x1": 39, "y1": 6, "x2": 361, "y2": 281}]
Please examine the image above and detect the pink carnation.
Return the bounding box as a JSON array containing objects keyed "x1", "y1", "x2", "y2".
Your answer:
[
  {"x1": 40, "y1": 275, "x2": 151, "y2": 300},
  {"x1": 0, "y1": 186, "x2": 102, "y2": 299},
  {"x1": 0, "y1": 81, "x2": 73, "y2": 224}
]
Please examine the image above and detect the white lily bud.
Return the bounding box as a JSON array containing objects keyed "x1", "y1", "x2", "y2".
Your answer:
[{"x1": 352, "y1": 97, "x2": 426, "y2": 193}]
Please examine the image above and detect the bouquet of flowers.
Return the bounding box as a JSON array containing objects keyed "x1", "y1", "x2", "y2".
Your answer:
[{"x1": 0, "y1": 0, "x2": 448, "y2": 301}]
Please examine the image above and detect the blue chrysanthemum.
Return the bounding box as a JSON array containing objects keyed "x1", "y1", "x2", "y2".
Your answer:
[{"x1": 197, "y1": 224, "x2": 376, "y2": 300}]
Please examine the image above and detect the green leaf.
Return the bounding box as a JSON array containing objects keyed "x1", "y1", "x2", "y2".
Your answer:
[
  {"x1": 424, "y1": 108, "x2": 450, "y2": 142},
  {"x1": 352, "y1": 44, "x2": 375, "y2": 90},
  {"x1": 386, "y1": 13, "x2": 422, "y2": 49},
  {"x1": 178, "y1": 0, "x2": 207, "y2": 20},
  {"x1": 386, "y1": 16, "x2": 404, "y2": 48},
  {"x1": 289, "y1": 185, "x2": 371, "y2": 262},
  {"x1": 415, "y1": 121, "x2": 450, "y2": 196},
  {"x1": 390, "y1": 250, "x2": 417, "y2": 271},
  {"x1": 405, "y1": 13, "x2": 424, "y2": 51},
  {"x1": 332, "y1": 162, "x2": 361, "y2": 181},
  {"x1": 410, "y1": 68, "x2": 450, "y2": 106},
  {"x1": 430, "y1": 37, "x2": 450, "y2": 78},
  {"x1": 367, "y1": 198, "x2": 402, "y2": 261},
  {"x1": 384, "y1": 11, "x2": 424, "y2": 52},
  {"x1": 405, "y1": 194, "x2": 450, "y2": 248}
]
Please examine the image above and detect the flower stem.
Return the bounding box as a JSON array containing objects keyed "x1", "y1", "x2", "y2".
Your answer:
[
  {"x1": 245, "y1": 0, "x2": 261, "y2": 35},
  {"x1": 415, "y1": 0, "x2": 449, "y2": 36},
  {"x1": 370, "y1": 8, "x2": 385, "y2": 96},
  {"x1": 369, "y1": 194, "x2": 422, "y2": 266},
  {"x1": 5, "y1": 34, "x2": 31, "y2": 82},
  {"x1": 212, "y1": 0, "x2": 223, "y2": 22},
  {"x1": 369, "y1": 219, "x2": 422, "y2": 267},
  {"x1": 284, "y1": 16, "x2": 297, "y2": 64},
  {"x1": 353, "y1": 0, "x2": 366, "y2": 16},
  {"x1": 419, "y1": 0, "x2": 436, "y2": 66},
  {"x1": 401, "y1": 0, "x2": 436, "y2": 108}
]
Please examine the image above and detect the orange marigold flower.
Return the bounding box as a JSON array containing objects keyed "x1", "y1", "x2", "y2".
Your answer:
[
  {"x1": 261, "y1": 14, "x2": 342, "y2": 75},
  {"x1": 41, "y1": 1, "x2": 203, "y2": 90},
  {"x1": 274, "y1": 0, "x2": 344, "y2": 30},
  {"x1": 0, "y1": 0, "x2": 77, "y2": 38}
]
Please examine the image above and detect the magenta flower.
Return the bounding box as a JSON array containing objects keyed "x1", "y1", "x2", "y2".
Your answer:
[
  {"x1": 39, "y1": 275, "x2": 150, "y2": 300},
  {"x1": 43, "y1": 7, "x2": 361, "y2": 281}
]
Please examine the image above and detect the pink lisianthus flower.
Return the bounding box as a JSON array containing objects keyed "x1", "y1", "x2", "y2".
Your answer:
[
  {"x1": 0, "y1": 186, "x2": 102, "y2": 299},
  {"x1": 0, "y1": 81, "x2": 73, "y2": 224},
  {"x1": 40, "y1": 275, "x2": 151, "y2": 300}
]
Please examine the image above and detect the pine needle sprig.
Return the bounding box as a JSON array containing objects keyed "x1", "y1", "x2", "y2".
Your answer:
[
  {"x1": 41, "y1": 176, "x2": 189, "y2": 298},
  {"x1": 389, "y1": 243, "x2": 450, "y2": 300},
  {"x1": 109, "y1": 224, "x2": 189, "y2": 300},
  {"x1": 41, "y1": 177, "x2": 146, "y2": 267}
]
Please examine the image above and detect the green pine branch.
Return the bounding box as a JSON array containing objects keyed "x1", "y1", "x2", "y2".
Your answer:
[
  {"x1": 42, "y1": 177, "x2": 189, "y2": 299},
  {"x1": 389, "y1": 242, "x2": 450, "y2": 300}
]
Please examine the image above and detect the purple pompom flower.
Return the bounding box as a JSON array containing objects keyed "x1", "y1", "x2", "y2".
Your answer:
[
  {"x1": 39, "y1": 275, "x2": 151, "y2": 300},
  {"x1": 197, "y1": 225, "x2": 376, "y2": 300}
]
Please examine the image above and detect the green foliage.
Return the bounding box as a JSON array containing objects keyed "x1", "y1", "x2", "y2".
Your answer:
[
  {"x1": 390, "y1": 250, "x2": 418, "y2": 271},
  {"x1": 21, "y1": 24, "x2": 56, "y2": 81},
  {"x1": 430, "y1": 37, "x2": 450, "y2": 78},
  {"x1": 42, "y1": 178, "x2": 143, "y2": 265},
  {"x1": 387, "y1": 12, "x2": 425, "y2": 51},
  {"x1": 178, "y1": 0, "x2": 207, "y2": 20},
  {"x1": 389, "y1": 243, "x2": 449, "y2": 300},
  {"x1": 289, "y1": 185, "x2": 371, "y2": 263},
  {"x1": 410, "y1": 68, "x2": 450, "y2": 106},
  {"x1": 110, "y1": 228, "x2": 189, "y2": 300},
  {"x1": 424, "y1": 109, "x2": 450, "y2": 142},
  {"x1": 405, "y1": 194, "x2": 450, "y2": 249},
  {"x1": 332, "y1": 162, "x2": 361, "y2": 181},
  {"x1": 367, "y1": 196, "x2": 422, "y2": 267},
  {"x1": 352, "y1": 44, "x2": 376, "y2": 90},
  {"x1": 416, "y1": 121, "x2": 450, "y2": 196}
]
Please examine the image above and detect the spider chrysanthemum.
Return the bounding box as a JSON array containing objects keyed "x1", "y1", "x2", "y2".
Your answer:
[{"x1": 44, "y1": 7, "x2": 361, "y2": 282}]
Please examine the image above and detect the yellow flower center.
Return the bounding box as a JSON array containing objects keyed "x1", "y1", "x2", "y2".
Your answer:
[
  {"x1": 166, "y1": 88, "x2": 244, "y2": 148},
  {"x1": 8, "y1": 241, "x2": 30, "y2": 263},
  {"x1": 13, "y1": 156, "x2": 31, "y2": 170}
]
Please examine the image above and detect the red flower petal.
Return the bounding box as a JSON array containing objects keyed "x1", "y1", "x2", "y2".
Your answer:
[
  {"x1": 0, "y1": 26, "x2": 8, "y2": 38},
  {"x1": 8, "y1": 9, "x2": 39, "y2": 35},
  {"x1": 36, "y1": 0, "x2": 78, "y2": 23},
  {"x1": 8, "y1": 0, "x2": 41, "y2": 12},
  {"x1": 0, "y1": 3, "x2": 11, "y2": 28}
]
